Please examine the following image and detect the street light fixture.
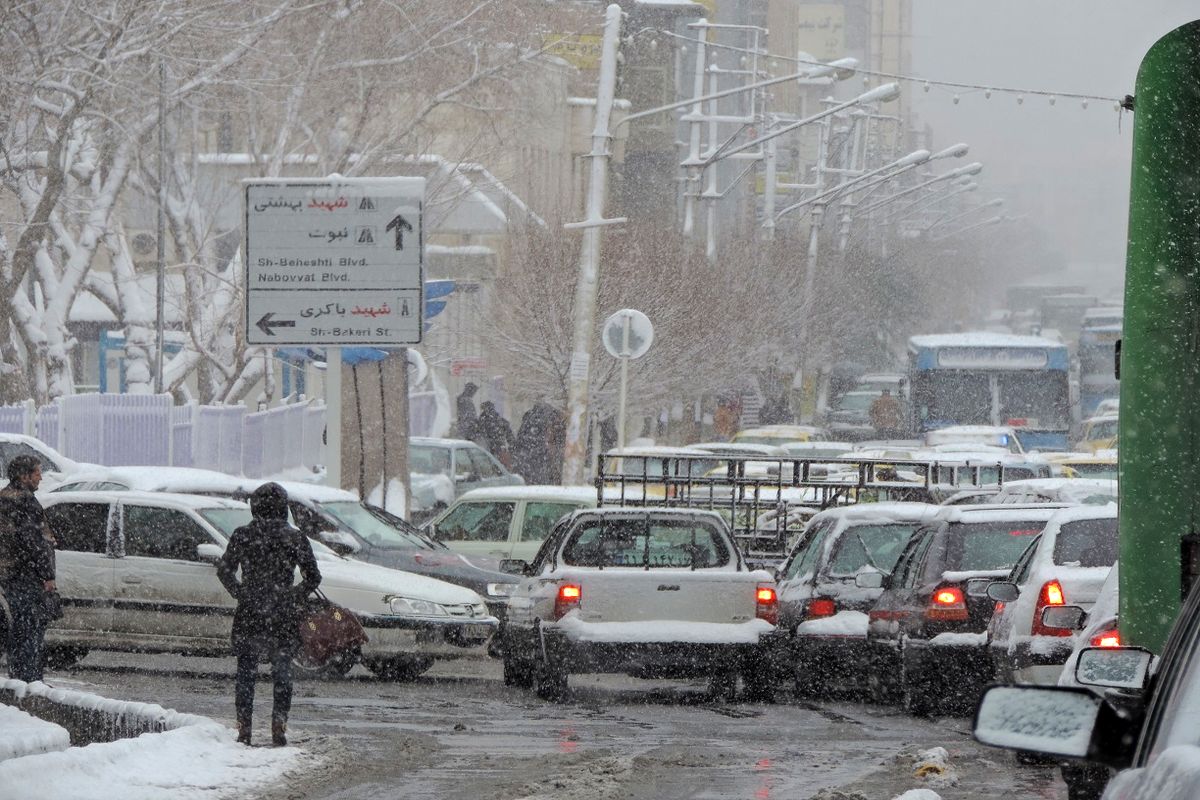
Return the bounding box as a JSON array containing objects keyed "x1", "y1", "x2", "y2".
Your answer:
[{"x1": 856, "y1": 162, "x2": 983, "y2": 215}]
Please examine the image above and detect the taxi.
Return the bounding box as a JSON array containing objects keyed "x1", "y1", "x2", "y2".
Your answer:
[{"x1": 1074, "y1": 414, "x2": 1118, "y2": 454}]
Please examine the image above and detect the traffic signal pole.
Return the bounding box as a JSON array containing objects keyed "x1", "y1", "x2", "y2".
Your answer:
[{"x1": 1120, "y1": 20, "x2": 1200, "y2": 652}]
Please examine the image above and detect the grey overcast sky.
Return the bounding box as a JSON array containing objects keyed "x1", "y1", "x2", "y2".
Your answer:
[{"x1": 909, "y1": 1, "x2": 1197, "y2": 292}]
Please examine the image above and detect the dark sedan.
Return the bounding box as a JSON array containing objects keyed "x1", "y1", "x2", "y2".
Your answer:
[{"x1": 865, "y1": 503, "x2": 1068, "y2": 715}]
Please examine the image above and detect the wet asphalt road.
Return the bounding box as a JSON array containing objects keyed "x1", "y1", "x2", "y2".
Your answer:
[{"x1": 45, "y1": 653, "x2": 1067, "y2": 800}]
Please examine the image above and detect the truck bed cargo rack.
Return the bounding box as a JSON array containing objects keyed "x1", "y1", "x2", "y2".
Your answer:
[{"x1": 595, "y1": 453, "x2": 1001, "y2": 566}]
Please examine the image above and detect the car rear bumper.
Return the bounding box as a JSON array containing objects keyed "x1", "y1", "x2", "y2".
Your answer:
[
  {"x1": 358, "y1": 613, "x2": 497, "y2": 660},
  {"x1": 793, "y1": 633, "x2": 873, "y2": 684},
  {"x1": 992, "y1": 638, "x2": 1075, "y2": 685},
  {"x1": 905, "y1": 639, "x2": 995, "y2": 687},
  {"x1": 539, "y1": 629, "x2": 785, "y2": 678}
]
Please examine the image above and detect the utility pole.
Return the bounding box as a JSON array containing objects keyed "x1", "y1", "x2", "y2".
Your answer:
[
  {"x1": 155, "y1": 62, "x2": 167, "y2": 394},
  {"x1": 561, "y1": 3, "x2": 624, "y2": 486}
]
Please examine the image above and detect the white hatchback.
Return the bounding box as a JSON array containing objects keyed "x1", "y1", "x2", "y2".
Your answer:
[
  {"x1": 28, "y1": 491, "x2": 496, "y2": 680},
  {"x1": 986, "y1": 504, "x2": 1119, "y2": 686}
]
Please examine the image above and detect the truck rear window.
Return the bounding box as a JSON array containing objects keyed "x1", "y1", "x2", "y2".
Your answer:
[
  {"x1": 1053, "y1": 518, "x2": 1119, "y2": 567},
  {"x1": 563, "y1": 518, "x2": 730, "y2": 568},
  {"x1": 946, "y1": 520, "x2": 1047, "y2": 571}
]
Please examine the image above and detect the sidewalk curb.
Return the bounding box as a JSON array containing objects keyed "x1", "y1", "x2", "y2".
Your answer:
[{"x1": 0, "y1": 678, "x2": 213, "y2": 745}]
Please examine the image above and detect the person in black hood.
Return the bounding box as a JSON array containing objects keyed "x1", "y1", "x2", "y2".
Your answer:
[
  {"x1": 0, "y1": 455, "x2": 56, "y2": 683},
  {"x1": 218, "y1": 482, "x2": 321, "y2": 746}
]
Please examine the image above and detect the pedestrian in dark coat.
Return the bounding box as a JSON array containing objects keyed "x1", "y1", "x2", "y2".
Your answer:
[
  {"x1": 477, "y1": 401, "x2": 515, "y2": 467},
  {"x1": 513, "y1": 400, "x2": 566, "y2": 484},
  {"x1": 0, "y1": 456, "x2": 56, "y2": 683},
  {"x1": 217, "y1": 482, "x2": 321, "y2": 747},
  {"x1": 456, "y1": 382, "x2": 480, "y2": 441}
]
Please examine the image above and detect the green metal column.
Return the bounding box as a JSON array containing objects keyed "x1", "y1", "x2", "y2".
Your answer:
[{"x1": 1121, "y1": 20, "x2": 1200, "y2": 652}]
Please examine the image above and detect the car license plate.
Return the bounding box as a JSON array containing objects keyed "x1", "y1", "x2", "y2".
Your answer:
[{"x1": 461, "y1": 623, "x2": 492, "y2": 639}]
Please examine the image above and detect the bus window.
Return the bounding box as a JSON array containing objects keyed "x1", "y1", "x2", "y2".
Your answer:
[
  {"x1": 916, "y1": 372, "x2": 991, "y2": 426},
  {"x1": 997, "y1": 372, "x2": 1069, "y2": 427}
]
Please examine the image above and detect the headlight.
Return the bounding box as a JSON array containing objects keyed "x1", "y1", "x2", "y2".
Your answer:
[
  {"x1": 385, "y1": 595, "x2": 449, "y2": 616},
  {"x1": 486, "y1": 582, "x2": 518, "y2": 598}
]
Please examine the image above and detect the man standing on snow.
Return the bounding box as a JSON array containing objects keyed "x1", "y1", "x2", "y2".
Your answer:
[
  {"x1": 477, "y1": 401, "x2": 515, "y2": 468},
  {"x1": 0, "y1": 455, "x2": 56, "y2": 683},
  {"x1": 218, "y1": 482, "x2": 321, "y2": 746}
]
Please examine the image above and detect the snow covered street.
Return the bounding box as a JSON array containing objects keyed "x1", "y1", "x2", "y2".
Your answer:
[{"x1": 11, "y1": 653, "x2": 1070, "y2": 800}]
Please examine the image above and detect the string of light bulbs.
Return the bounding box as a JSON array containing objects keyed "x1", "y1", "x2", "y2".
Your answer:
[{"x1": 651, "y1": 27, "x2": 1128, "y2": 110}]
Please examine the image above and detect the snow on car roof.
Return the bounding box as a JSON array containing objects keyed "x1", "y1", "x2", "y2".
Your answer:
[
  {"x1": 410, "y1": 437, "x2": 477, "y2": 447},
  {"x1": 52, "y1": 466, "x2": 359, "y2": 503},
  {"x1": 455, "y1": 485, "x2": 596, "y2": 502},
  {"x1": 44, "y1": 489, "x2": 249, "y2": 510},
  {"x1": 807, "y1": 502, "x2": 941, "y2": 524},
  {"x1": 909, "y1": 331, "x2": 1066, "y2": 349},
  {"x1": 933, "y1": 503, "x2": 1071, "y2": 524},
  {"x1": 1042, "y1": 503, "x2": 1118, "y2": 528},
  {"x1": 606, "y1": 446, "x2": 714, "y2": 457}
]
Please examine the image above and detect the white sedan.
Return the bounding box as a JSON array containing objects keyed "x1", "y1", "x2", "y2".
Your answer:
[{"x1": 30, "y1": 490, "x2": 496, "y2": 679}]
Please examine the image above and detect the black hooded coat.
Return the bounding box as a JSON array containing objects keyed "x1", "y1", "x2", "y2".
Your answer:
[{"x1": 217, "y1": 489, "x2": 321, "y2": 653}]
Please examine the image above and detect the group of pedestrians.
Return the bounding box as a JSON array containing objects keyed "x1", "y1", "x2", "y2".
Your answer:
[
  {"x1": 1, "y1": 453, "x2": 321, "y2": 748},
  {"x1": 456, "y1": 384, "x2": 565, "y2": 484}
]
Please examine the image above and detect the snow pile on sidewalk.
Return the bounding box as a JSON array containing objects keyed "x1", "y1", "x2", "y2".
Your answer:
[
  {"x1": 891, "y1": 790, "x2": 942, "y2": 800},
  {"x1": 0, "y1": 721, "x2": 305, "y2": 800},
  {"x1": 0, "y1": 704, "x2": 70, "y2": 761}
]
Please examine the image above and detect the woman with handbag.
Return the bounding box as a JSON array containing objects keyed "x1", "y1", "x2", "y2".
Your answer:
[{"x1": 217, "y1": 482, "x2": 321, "y2": 747}]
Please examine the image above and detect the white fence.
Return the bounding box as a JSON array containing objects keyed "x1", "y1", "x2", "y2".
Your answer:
[{"x1": 0, "y1": 394, "x2": 326, "y2": 479}]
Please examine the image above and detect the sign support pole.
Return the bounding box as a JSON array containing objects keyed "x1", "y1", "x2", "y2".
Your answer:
[
  {"x1": 326, "y1": 346, "x2": 342, "y2": 488},
  {"x1": 616, "y1": 315, "x2": 630, "y2": 452}
]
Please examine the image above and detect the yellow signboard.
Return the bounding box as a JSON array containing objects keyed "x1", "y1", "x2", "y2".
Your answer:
[
  {"x1": 542, "y1": 33, "x2": 603, "y2": 70},
  {"x1": 796, "y1": 5, "x2": 845, "y2": 61}
]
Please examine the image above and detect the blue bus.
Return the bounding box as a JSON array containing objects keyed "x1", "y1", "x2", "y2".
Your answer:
[
  {"x1": 1077, "y1": 308, "x2": 1122, "y2": 418},
  {"x1": 907, "y1": 333, "x2": 1072, "y2": 451}
]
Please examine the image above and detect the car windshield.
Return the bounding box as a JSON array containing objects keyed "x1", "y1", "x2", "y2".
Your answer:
[
  {"x1": 615, "y1": 455, "x2": 718, "y2": 478},
  {"x1": 198, "y1": 507, "x2": 253, "y2": 538},
  {"x1": 562, "y1": 517, "x2": 730, "y2": 568},
  {"x1": 410, "y1": 445, "x2": 451, "y2": 475},
  {"x1": 1068, "y1": 463, "x2": 1118, "y2": 480},
  {"x1": 828, "y1": 523, "x2": 922, "y2": 576},
  {"x1": 1086, "y1": 419, "x2": 1118, "y2": 439},
  {"x1": 946, "y1": 520, "x2": 1047, "y2": 571},
  {"x1": 318, "y1": 501, "x2": 428, "y2": 550},
  {"x1": 1053, "y1": 518, "x2": 1119, "y2": 567}
]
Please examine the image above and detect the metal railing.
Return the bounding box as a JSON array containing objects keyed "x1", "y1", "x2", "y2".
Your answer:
[{"x1": 596, "y1": 453, "x2": 1000, "y2": 565}]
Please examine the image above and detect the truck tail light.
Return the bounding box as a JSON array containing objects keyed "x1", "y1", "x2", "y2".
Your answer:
[
  {"x1": 926, "y1": 585, "x2": 968, "y2": 621},
  {"x1": 554, "y1": 584, "x2": 581, "y2": 620},
  {"x1": 805, "y1": 597, "x2": 837, "y2": 620},
  {"x1": 756, "y1": 585, "x2": 778, "y2": 625},
  {"x1": 1031, "y1": 579, "x2": 1071, "y2": 637},
  {"x1": 1089, "y1": 627, "x2": 1121, "y2": 648}
]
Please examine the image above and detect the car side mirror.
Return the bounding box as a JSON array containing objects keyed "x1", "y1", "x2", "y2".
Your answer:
[
  {"x1": 974, "y1": 685, "x2": 1137, "y2": 769},
  {"x1": 196, "y1": 543, "x2": 224, "y2": 564},
  {"x1": 499, "y1": 558, "x2": 530, "y2": 576},
  {"x1": 319, "y1": 529, "x2": 361, "y2": 556},
  {"x1": 966, "y1": 577, "x2": 995, "y2": 597},
  {"x1": 855, "y1": 572, "x2": 884, "y2": 589},
  {"x1": 987, "y1": 581, "x2": 1020, "y2": 602},
  {"x1": 1040, "y1": 605, "x2": 1086, "y2": 632},
  {"x1": 1075, "y1": 646, "x2": 1154, "y2": 691}
]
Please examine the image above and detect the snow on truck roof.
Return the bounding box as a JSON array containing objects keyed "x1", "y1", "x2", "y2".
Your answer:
[
  {"x1": 455, "y1": 485, "x2": 596, "y2": 503},
  {"x1": 908, "y1": 331, "x2": 1067, "y2": 350}
]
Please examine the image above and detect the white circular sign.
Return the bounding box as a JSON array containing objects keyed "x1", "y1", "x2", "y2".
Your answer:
[
  {"x1": 602, "y1": 309, "x2": 654, "y2": 360},
  {"x1": 406, "y1": 348, "x2": 428, "y2": 386}
]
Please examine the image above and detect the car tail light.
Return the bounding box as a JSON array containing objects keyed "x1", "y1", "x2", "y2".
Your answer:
[
  {"x1": 805, "y1": 597, "x2": 837, "y2": 619},
  {"x1": 554, "y1": 584, "x2": 581, "y2": 620},
  {"x1": 1031, "y1": 579, "x2": 1071, "y2": 637},
  {"x1": 1089, "y1": 627, "x2": 1122, "y2": 648},
  {"x1": 926, "y1": 585, "x2": 968, "y2": 621},
  {"x1": 756, "y1": 585, "x2": 779, "y2": 625}
]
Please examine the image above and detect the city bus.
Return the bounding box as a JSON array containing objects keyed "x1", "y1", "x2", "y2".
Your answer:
[
  {"x1": 1078, "y1": 307, "x2": 1122, "y2": 417},
  {"x1": 907, "y1": 332, "x2": 1072, "y2": 451}
]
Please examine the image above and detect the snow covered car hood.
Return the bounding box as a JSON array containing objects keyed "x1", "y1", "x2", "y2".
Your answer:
[{"x1": 316, "y1": 557, "x2": 484, "y2": 606}]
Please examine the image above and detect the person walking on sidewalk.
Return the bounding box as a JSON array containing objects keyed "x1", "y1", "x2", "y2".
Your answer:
[
  {"x1": 218, "y1": 482, "x2": 321, "y2": 747},
  {"x1": 0, "y1": 455, "x2": 56, "y2": 683},
  {"x1": 477, "y1": 401, "x2": 516, "y2": 468},
  {"x1": 455, "y1": 382, "x2": 480, "y2": 441}
]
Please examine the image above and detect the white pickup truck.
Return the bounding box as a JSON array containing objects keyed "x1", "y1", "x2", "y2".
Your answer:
[{"x1": 500, "y1": 507, "x2": 782, "y2": 702}]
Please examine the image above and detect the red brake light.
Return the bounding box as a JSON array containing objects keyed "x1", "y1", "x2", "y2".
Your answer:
[
  {"x1": 1032, "y1": 579, "x2": 1071, "y2": 637},
  {"x1": 554, "y1": 584, "x2": 581, "y2": 620},
  {"x1": 805, "y1": 598, "x2": 837, "y2": 619},
  {"x1": 926, "y1": 585, "x2": 968, "y2": 621},
  {"x1": 756, "y1": 585, "x2": 778, "y2": 625},
  {"x1": 1090, "y1": 628, "x2": 1121, "y2": 648}
]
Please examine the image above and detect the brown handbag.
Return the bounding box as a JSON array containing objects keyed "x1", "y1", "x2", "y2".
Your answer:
[{"x1": 297, "y1": 590, "x2": 368, "y2": 668}]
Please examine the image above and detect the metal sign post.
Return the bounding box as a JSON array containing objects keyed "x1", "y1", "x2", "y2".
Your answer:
[
  {"x1": 244, "y1": 175, "x2": 425, "y2": 488},
  {"x1": 602, "y1": 309, "x2": 654, "y2": 451}
]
